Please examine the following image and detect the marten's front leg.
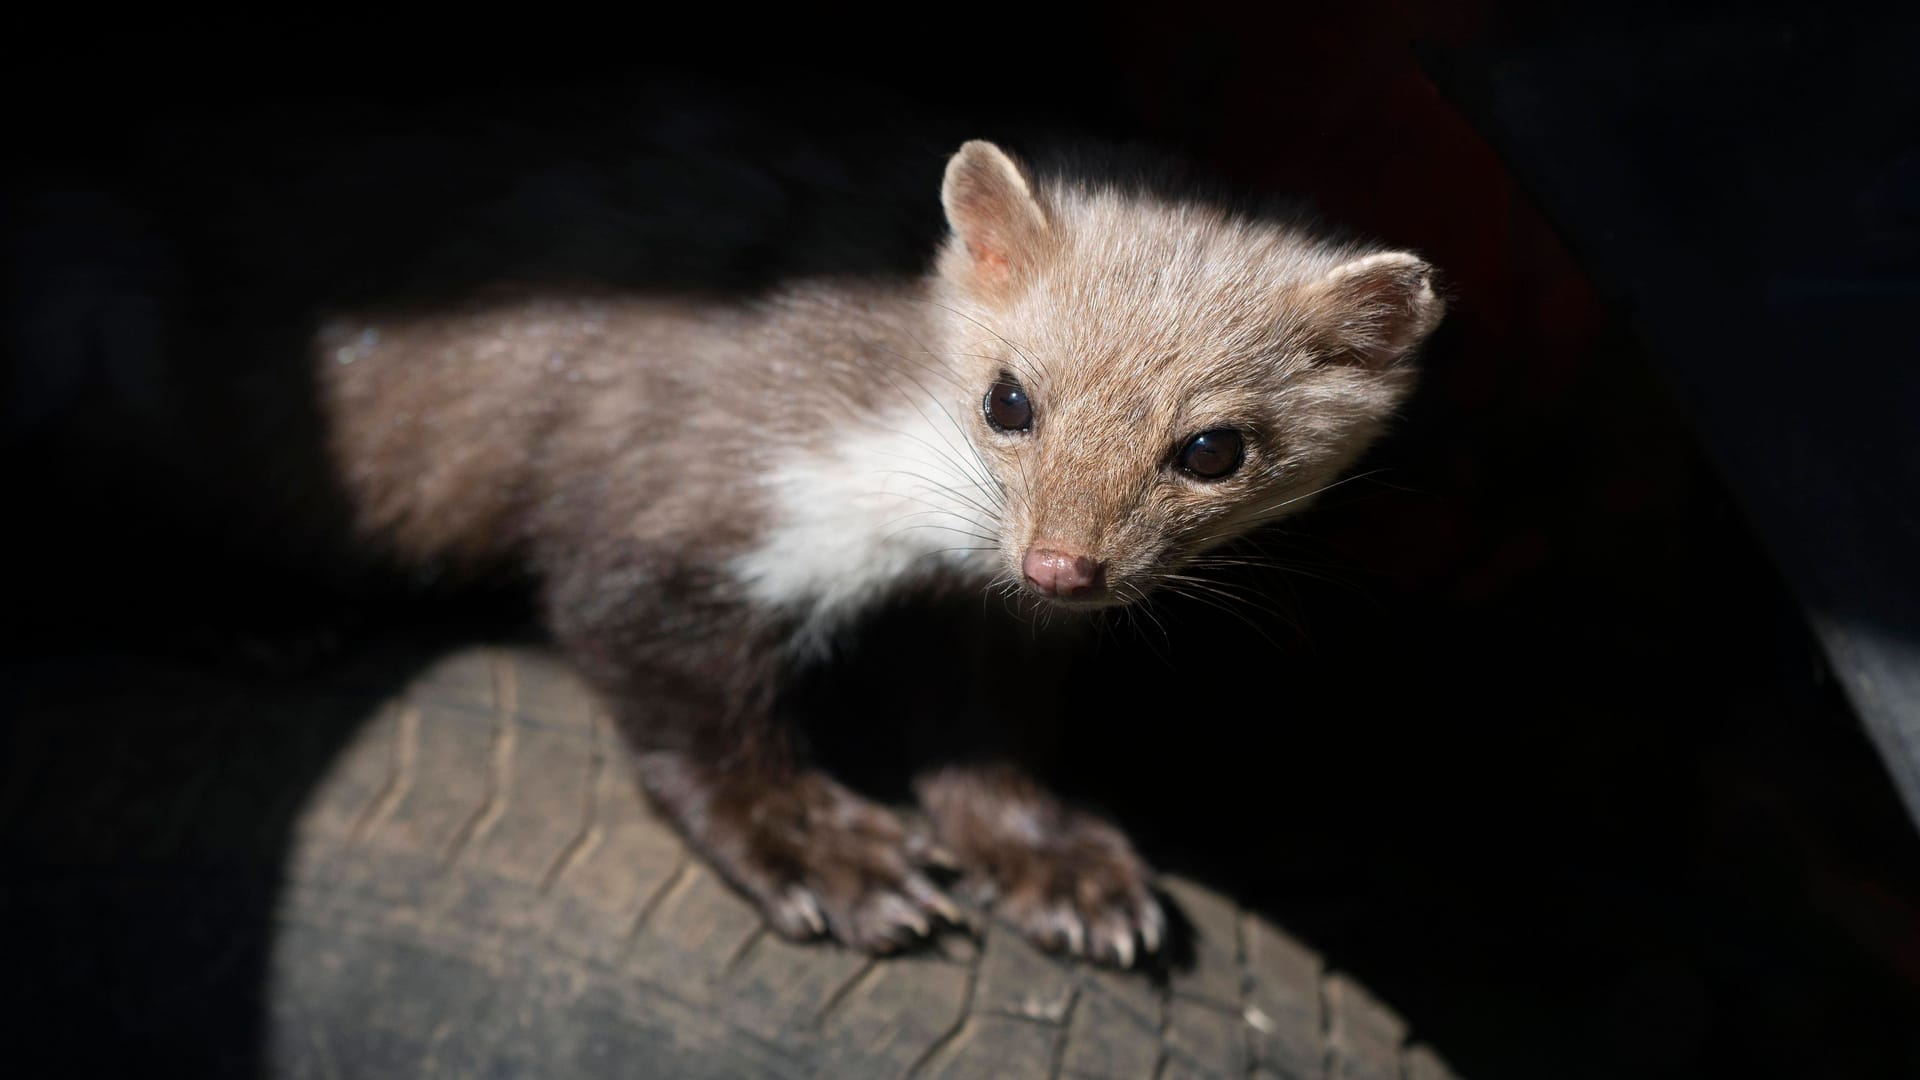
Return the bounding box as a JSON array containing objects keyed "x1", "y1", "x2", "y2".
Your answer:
[{"x1": 543, "y1": 547, "x2": 959, "y2": 952}]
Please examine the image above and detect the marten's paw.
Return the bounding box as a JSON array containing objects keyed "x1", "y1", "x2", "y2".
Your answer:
[
  {"x1": 918, "y1": 769, "x2": 1163, "y2": 968},
  {"x1": 970, "y1": 812, "x2": 1165, "y2": 968},
  {"x1": 640, "y1": 756, "x2": 962, "y2": 953}
]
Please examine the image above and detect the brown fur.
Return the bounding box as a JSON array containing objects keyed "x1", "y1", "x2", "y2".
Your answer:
[{"x1": 314, "y1": 140, "x2": 1444, "y2": 964}]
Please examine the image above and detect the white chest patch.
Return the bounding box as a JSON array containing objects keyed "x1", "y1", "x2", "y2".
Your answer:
[{"x1": 731, "y1": 400, "x2": 1007, "y2": 655}]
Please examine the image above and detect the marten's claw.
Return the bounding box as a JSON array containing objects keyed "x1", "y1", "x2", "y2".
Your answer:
[{"x1": 768, "y1": 886, "x2": 829, "y2": 939}]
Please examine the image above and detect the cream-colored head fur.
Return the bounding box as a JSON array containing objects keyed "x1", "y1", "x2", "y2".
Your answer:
[{"x1": 933, "y1": 140, "x2": 1444, "y2": 605}]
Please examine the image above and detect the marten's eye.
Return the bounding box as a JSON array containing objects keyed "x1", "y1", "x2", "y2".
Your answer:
[
  {"x1": 1178, "y1": 429, "x2": 1244, "y2": 480},
  {"x1": 984, "y1": 375, "x2": 1033, "y2": 433}
]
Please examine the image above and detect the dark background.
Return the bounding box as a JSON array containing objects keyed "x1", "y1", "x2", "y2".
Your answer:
[{"x1": 6, "y1": 2, "x2": 1919, "y2": 1077}]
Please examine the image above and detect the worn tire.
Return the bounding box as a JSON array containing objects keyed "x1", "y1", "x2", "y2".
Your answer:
[{"x1": 2, "y1": 636, "x2": 1459, "y2": 1079}]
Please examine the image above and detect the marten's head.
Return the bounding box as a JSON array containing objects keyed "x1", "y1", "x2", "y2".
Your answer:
[{"x1": 931, "y1": 141, "x2": 1444, "y2": 606}]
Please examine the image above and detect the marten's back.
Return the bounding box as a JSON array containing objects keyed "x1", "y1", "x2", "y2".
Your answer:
[{"x1": 6, "y1": 87, "x2": 965, "y2": 632}]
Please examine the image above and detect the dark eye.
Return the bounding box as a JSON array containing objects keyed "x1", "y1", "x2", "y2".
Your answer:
[
  {"x1": 1178, "y1": 428, "x2": 1245, "y2": 479},
  {"x1": 984, "y1": 375, "x2": 1033, "y2": 433}
]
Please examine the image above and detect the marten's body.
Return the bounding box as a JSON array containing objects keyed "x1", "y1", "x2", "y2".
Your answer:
[{"x1": 314, "y1": 141, "x2": 1444, "y2": 964}]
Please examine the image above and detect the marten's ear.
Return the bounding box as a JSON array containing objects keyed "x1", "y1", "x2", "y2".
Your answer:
[
  {"x1": 940, "y1": 141, "x2": 1052, "y2": 292},
  {"x1": 1300, "y1": 251, "x2": 1445, "y2": 369}
]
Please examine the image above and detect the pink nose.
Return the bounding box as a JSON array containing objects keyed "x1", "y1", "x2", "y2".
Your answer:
[{"x1": 1022, "y1": 548, "x2": 1105, "y2": 599}]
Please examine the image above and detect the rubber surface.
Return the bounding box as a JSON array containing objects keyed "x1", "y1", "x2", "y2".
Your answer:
[{"x1": 2, "y1": 636, "x2": 1460, "y2": 1079}]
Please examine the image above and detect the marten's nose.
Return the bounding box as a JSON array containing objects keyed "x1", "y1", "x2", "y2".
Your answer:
[{"x1": 1022, "y1": 548, "x2": 1105, "y2": 599}]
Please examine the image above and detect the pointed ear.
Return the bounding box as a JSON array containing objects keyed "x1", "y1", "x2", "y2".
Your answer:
[
  {"x1": 1300, "y1": 251, "x2": 1445, "y2": 369},
  {"x1": 939, "y1": 141, "x2": 1052, "y2": 292}
]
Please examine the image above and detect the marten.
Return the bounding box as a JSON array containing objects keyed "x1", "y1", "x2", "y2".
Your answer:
[{"x1": 304, "y1": 138, "x2": 1443, "y2": 967}]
